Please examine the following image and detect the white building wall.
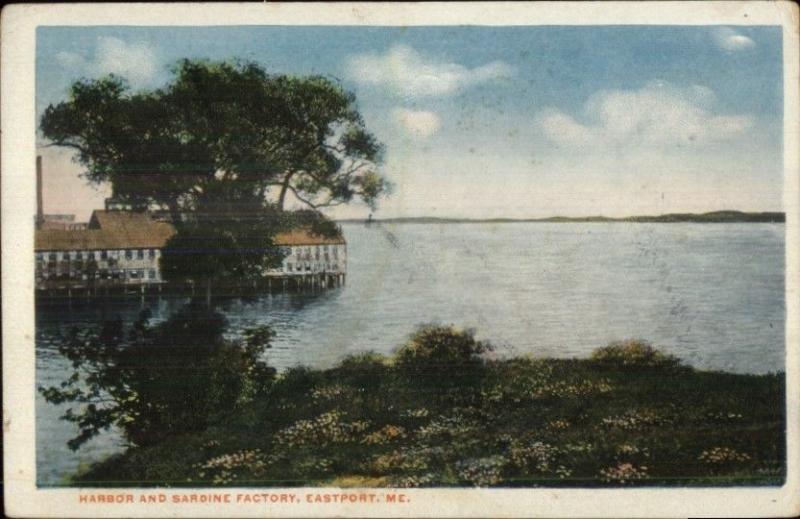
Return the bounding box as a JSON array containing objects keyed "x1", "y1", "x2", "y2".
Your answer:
[
  {"x1": 37, "y1": 243, "x2": 347, "y2": 286},
  {"x1": 276, "y1": 244, "x2": 347, "y2": 275},
  {"x1": 36, "y1": 248, "x2": 164, "y2": 285}
]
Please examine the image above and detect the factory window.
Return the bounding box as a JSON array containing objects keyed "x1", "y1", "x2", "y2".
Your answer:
[
  {"x1": 286, "y1": 263, "x2": 293, "y2": 271},
  {"x1": 101, "y1": 250, "x2": 108, "y2": 260},
  {"x1": 129, "y1": 270, "x2": 138, "y2": 278},
  {"x1": 148, "y1": 249, "x2": 156, "y2": 259},
  {"x1": 137, "y1": 249, "x2": 144, "y2": 259},
  {"x1": 48, "y1": 252, "x2": 56, "y2": 261},
  {"x1": 148, "y1": 270, "x2": 156, "y2": 279},
  {"x1": 125, "y1": 250, "x2": 133, "y2": 260}
]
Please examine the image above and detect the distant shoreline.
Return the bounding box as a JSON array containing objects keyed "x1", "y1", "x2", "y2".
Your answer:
[{"x1": 338, "y1": 211, "x2": 785, "y2": 225}]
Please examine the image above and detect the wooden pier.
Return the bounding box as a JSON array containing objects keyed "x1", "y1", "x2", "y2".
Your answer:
[{"x1": 35, "y1": 272, "x2": 346, "y2": 301}]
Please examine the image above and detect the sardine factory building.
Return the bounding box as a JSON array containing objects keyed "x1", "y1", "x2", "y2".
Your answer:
[
  {"x1": 35, "y1": 210, "x2": 176, "y2": 290},
  {"x1": 34, "y1": 210, "x2": 347, "y2": 294},
  {"x1": 33, "y1": 157, "x2": 346, "y2": 296}
]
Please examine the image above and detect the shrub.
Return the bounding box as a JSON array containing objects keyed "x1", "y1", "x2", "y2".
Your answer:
[
  {"x1": 39, "y1": 303, "x2": 275, "y2": 449},
  {"x1": 394, "y1": 325, "x2": 491, "y2": 397},
  {"x1": 590, "y1": 339, "x2": 682, "y2": 369},
  {"x1": 332, "y1": 352, "x2": 389, "y2": 389}
]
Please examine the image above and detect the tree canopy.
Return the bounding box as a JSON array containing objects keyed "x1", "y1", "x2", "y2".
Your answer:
[{"x1": 40, "y1": 59, "x2": 390, "y2": 214}]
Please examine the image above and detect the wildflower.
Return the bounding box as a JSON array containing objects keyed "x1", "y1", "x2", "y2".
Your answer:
[
  {"x1": 616, "y1": 443, "x2": 649, "y2": 458},
  {"x1": 705, "y1": 411, "x2": 744, "y2": 421},
  {"x1": 563, "y1": 441, "x2": 594, "y2": 453},
  {"x1": 555, "y1": 465, "x2": 573, "y2": 479},
  {"x1": 273, "y1": 411, "x2": 371, "y2": 448},
  {"x1": 698, "y1": 447, "x2": 751, "y2": 464},
  {"x1": 599, "y1": 462, "x2": 648, "y2": 484},
  {"x1": 194, "y1": 449, "x2": 268, "y2": 485},
  {"x1": 416, "y1": 414, "x2": 478, "y2": 442},
  {"x1": 601, "y1": 408, "x2": 668, "y2": 429},
  {"x1": 547, "y1": 419, "x2": 570, "y2": 430},
  {"x1": 362, "y1": 425, "x2": 407, "y2": 445},
  {"x1": 508, "y1": 440, "x2": 559, "y2": 473},
  {"x1": 401, "y1": 408, "x2": 430, "y2": 419},
  {"x1": 455, "y1": 456, "x2": 507, "y2": 486},
  {"x1": 393, "y1": 472, "x2": 437, "y2": 488},
  {"x1": 372, "y1": 448, "x2": 432, "y2": 472},
  {"x1": 310, "y1": 384, "x2": 349, "y2": 402}
]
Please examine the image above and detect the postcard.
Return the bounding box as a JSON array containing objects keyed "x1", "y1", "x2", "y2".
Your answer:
[{"x1": 2, "y1": 2, "x2": 799, "y2": 517}]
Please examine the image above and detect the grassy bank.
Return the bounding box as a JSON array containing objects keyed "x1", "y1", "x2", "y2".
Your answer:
[{"x1": 73, "y1": 333, "x2": 784, "y2": 488}]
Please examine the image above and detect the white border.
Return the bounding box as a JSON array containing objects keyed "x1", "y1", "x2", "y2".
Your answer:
[{"x1": 3, "y1": 2, "x2": 799, "y2": 517}]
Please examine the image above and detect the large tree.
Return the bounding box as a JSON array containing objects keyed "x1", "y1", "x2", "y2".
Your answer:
[{"x1": 40, "y1": 59, "x2": 389, "y2": 215}]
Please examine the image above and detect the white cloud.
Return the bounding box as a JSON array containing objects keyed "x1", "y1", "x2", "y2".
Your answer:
[
  {"x1": 346, "y1": 44, "x2": 515, "y2": 97},
  {"x1": 392, "y1": 108, "x2": 441, "y2": 137},
  {"x1": 55, "y1": 37, "x2": 159, "y2": 89},
  {"x1": 713, "y1": 27, "x2": 756, "y2": 51},
  {"x1": 535, "y1": 81, "x2": 752, "y2": 149}
]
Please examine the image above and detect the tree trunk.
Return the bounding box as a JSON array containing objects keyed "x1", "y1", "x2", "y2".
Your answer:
[
  {"x1": 168, "y1": 200, "x2": 182, "y2": 226},
  {"x1": 277, "y1": 172, "x2": 296, "y2": 211}
]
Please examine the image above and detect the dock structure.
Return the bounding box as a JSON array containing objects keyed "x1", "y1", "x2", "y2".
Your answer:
[{"x1": 35, "y1": 272, "x2": 346, "y2": 301}]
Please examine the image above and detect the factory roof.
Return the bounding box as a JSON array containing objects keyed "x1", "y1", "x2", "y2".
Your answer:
[
  {"x1": 35, "y1": 211, "x2": 345, "y2": 251},
  {"x1": 273, "y1": 228, "x2": 346, "y2": 246},
  {"x1": 35, "y1": 211, "x2": 177, "y2": 251}
]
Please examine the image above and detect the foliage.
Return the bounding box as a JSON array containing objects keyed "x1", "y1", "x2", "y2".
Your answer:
[
  {"x1": 40, "y1": 59, "x2": 390, "y2": 213},
  {"x1": 39, "y1": 303, "x2": 275, "y2": 450},
  {"x1": 590, "y1": 339, "x2": 682, "y2": 369},
  {"x1": 159, "y1": 192, "x2": 286, "y2": 289},
  {"x1": 392, "y1": 325, "x2": 491, "y2": 400},
  {"x1": 276, "y1": 209, "x2": 343, "y2": 239},
  {"x1": 64, "y1": 325, "x2": 784, "y2": 488},
  {"x1": 395, "y1": 325, "x2": 490, "y2": 366}
]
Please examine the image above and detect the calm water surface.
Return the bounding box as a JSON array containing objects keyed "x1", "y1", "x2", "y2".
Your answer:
[{"x1": 36, "y1": 222, "x2": 785, "y2": 485}]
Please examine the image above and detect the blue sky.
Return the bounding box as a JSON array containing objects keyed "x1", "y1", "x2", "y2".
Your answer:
[{"x1": 36, "y1": 25, "x2": 783, "y2": 219}]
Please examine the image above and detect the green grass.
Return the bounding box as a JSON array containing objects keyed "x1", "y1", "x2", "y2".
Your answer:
[{"x1": 71, "y1": 342, "x2": 785, "y2": 488}]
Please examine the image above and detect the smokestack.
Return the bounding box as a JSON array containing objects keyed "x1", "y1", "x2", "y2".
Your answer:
[{"x1": 36, "y1": 155, "x2": 43, "y2": 229}]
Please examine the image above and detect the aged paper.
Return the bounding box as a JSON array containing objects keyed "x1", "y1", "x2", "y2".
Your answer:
[{"x1": 3, "y1": 2, "x2": 799, "y2": 517}]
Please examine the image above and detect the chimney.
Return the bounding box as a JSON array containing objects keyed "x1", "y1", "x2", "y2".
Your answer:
[{"x1": 36, "y1": 155, "x2": 44, "y2": 229}]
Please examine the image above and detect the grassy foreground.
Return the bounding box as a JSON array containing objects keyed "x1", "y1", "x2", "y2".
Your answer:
[{"x1": 74, "y1": 333, "x2": 785, "y2": 488}]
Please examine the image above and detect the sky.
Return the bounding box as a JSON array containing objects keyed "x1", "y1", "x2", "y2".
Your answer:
[{"x1": 36, "y1": 25, "x2": 784, "y2": 220}]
